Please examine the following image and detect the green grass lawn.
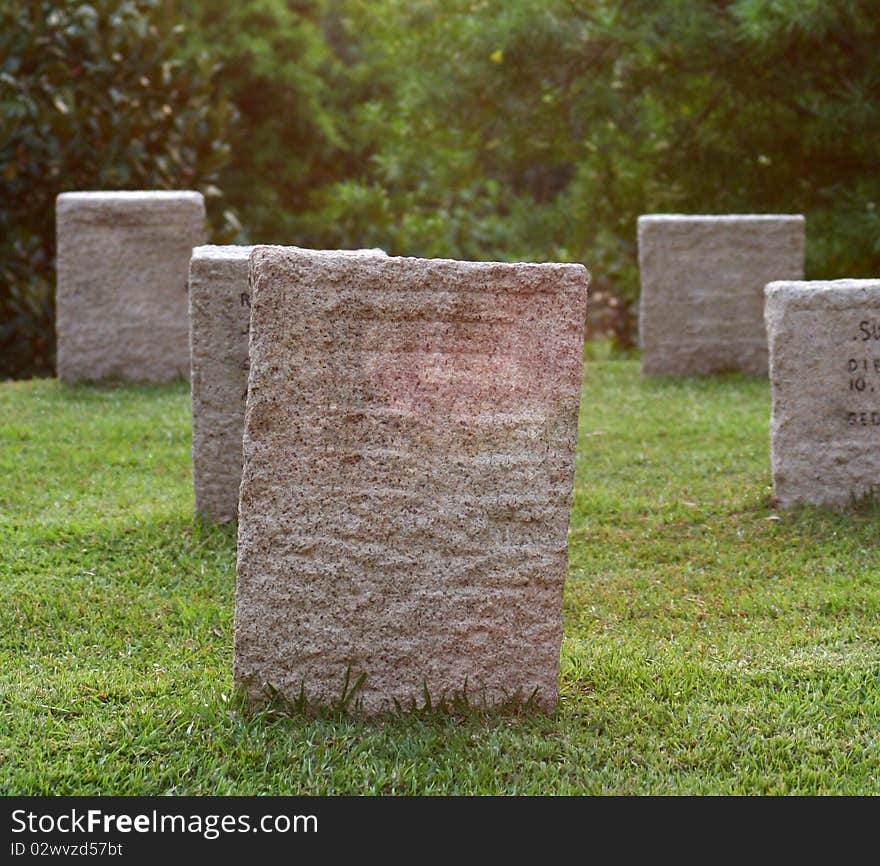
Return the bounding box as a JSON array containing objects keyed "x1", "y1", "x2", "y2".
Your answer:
[{"x1": 2, "y1": 361, "x2": 878, "y2": 795}]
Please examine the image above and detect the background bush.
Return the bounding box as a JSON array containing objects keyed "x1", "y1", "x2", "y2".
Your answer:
[
  {"x1": 303, "y1": 0, "x2": 880, "y2": 319},
  {"x1": 175, "y1": 0, "x2": 368, "y2": 246},
  {"x1": 3, "y1": 0, "x2": 879, "y2": 378}
]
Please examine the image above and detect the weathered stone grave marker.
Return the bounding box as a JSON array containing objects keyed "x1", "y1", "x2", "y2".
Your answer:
[
  {"x1": 766, "y1": 279, "x2": 880, "y2": 507},
  {"x1": 188, "y1": 245, "x2": 387, "y2": 524},
  {"x1": 638, "y1": 214, "x2": 805, "y2": 376},
  {"x1": 56, "y1": 191, "x2": 205, "y2": 383},
  {"x1": 234, "y1": 247, "x2": 589, "y2": 714},
  {"x1": 189, "y1": 245, "x2": 254, "y2": 524}
]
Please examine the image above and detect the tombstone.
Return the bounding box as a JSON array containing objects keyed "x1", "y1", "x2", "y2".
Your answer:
[
  {"x1": 56, "y1": 191, "x2": 205, "y2": 383},
  {"x1": 235, "y1": 247, "x2": 589, "y2": 714},
  {"x1": 188, "y1": 245, "x2": 388, "y2": 524},
  {"x1": 189, "y1": 245, "x2": 254, "y2": 524},
  {"x1": 638, "y1": 214, "x2": 805, "y2": 376},
  {"x1": 766, "y1": 279, "x2": 880, "y2": 507}
]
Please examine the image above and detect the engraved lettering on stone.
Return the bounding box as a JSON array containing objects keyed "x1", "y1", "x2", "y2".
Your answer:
[{"x1": 766, "y1": 279, "x2": 880, "y2": 507}]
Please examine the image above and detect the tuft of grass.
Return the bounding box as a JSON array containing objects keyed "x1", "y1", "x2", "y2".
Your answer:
[
  {"x1": 256, "y1": 667, "x2": 369, "y2": 721},
  {"x1": 1, "y1": 365, "x2": 879, "y2": 795},
  {"x1": 255, "y1": 672, "x2": 542, "y2": 725}
]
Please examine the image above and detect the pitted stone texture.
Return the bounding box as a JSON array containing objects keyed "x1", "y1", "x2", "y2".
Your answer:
[
  {"x1": 235, "y1": 248, "x2": 589, "y2": 714},
  {"x1": 189, "y1": 246, "x2": 254, "y2": 523},
  {"x1": 189, "y1": 245, "x2": 387, "y2": 524},
  {"x1": 766, "y1": 279, "x2": 880, "y2": 508},
  {"x1": 56, "y1": 191, "x2": 205, "y2": 383},
  {"x1": 638, "y1": 214, "x2": 805, "y2": 376}
]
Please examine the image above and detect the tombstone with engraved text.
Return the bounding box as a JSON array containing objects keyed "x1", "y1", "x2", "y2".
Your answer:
[{"x1": 766, "y1": 279, "x2": 880, "y2": 507}]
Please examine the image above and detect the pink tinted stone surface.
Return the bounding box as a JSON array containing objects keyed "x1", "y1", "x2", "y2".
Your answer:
[{"x1": 235, "y1": 247, "x2": 589, "y2": 714}]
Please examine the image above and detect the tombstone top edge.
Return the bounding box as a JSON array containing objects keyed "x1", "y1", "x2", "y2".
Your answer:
[
  {"x1": 57, "y1": 191, "x2": 205, "y2": 227},
  {"x1": 249, "y1": 244, "x2": 589, "y2": 278},
  {"x1": 639, "y1": 213, "x2": 805, "y2": 224},
  {"x1": 57, "y1": 190, "x2": 204, "y2": 205},
  {"x1": 765, "y1": 278, "x2": 880, "y2": 297},
  {"x1": 192, "y1": 244, "x2": 255, "y2": 261}
]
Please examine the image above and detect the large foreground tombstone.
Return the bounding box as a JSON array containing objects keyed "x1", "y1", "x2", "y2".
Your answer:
[
  {"x1": 235, "y1": 247, "x2": 590, "y2": 714},
  {"x1": 766, "y1": 279, "x2": 880, "y2": 507},
  {"x1": 638, "y1": 214, "x2": 805, "y2": 376},
  {"x1": 189, "y1": 245, "x2": 387, "y2": 524},
  {"x1": 56, "y1": 190, "x2": 205, "y2": 383}
]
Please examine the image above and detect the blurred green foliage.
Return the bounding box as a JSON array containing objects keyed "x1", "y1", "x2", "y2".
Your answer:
[
  {"x1": 3, "y1": 0, "x2": 879, "y2": 378},
  {"x1": 305, "y1": 0, "x2": 880, "y2": 310},
  {"x1": 174, "y1": 0, "x2": 366, "y2": 244},
  {"x1": 0, "y1": 1, "x2": 233, "y2": 379}
]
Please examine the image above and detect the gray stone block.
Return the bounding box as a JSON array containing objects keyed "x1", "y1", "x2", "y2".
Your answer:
[
  {"x1": 189, "y1": 245, "x2": 254, "y2": 524},
  {"x1": 235, "y1": 247, "x2": 590, "y2": 714},
  {"x1": 638, "y1": 214, "x2": 805, "y2": 376},
  {"x1": 56, "y1": 190, "x2": 205, "y2": 383},
  {"x1": 188, "y1": 246, "x2": 387, "y2": 524},
  {"x1": 766, "y1": 279, "x2": 880, "y2": 507}
]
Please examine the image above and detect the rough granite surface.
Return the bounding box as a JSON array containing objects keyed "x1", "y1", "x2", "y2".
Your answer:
[
  {"x1": 235, "y1": 247, "x2": 590, "y2": 714},
  {"x1": 766, "y1": 279, "x2": 880, "y2": 507},
  {"x1": 189, "y1": 246, "x2": 254, "y2": 523},
  {"x1": 638, "y1": 214, "x2": 805, "y2": 376},
  {"x1": 189, "y1": 246, "x2": 387, "y2": 524},
  {"x1": 56, "y1": 191, "x2": 205, "y2": 383}
]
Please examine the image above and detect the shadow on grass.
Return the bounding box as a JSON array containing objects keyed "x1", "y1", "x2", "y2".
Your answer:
[
  {"x1": 766, "y1": 491, "x2": 880, "y2": 537},
  {"x1": 637, "y1": 370, "x2": 771, "y2": 395},
  {"x1": 55, "y1": 377, "x2": 190, "y2": 393}
]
